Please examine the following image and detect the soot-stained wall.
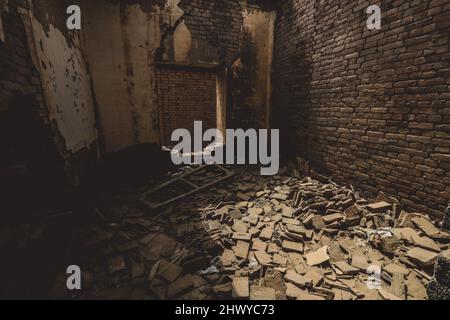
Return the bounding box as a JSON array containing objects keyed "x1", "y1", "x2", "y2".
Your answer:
[{"x1": 0, "y1": 0, "x2": 98, "y2": 205}]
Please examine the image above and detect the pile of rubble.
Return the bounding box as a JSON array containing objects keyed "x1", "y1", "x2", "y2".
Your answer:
[{"x1": 57, "y1": 166, "x2": 450, "y2": 300}]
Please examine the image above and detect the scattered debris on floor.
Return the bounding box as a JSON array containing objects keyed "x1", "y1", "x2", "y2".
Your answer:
[{"x1": 52, "y1": 165, "x2": 450, "y2": 300}]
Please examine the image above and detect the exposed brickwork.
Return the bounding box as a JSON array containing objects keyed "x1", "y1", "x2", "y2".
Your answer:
[
  {"x1": 273, "y1": 0, "x2": 450, "y2": 218},
  {"x1": 0, "y1": 1, "x2": 70, "y2": 213},
  {"x1": 0, "y1": 1, "x2": 50, "y2": 167},
  {"x1": 156, "y1": 67, "x2": 217, "y2": 145},
  {"x1": 179, "y1": 0, "x2": 244, "y2": 63}
]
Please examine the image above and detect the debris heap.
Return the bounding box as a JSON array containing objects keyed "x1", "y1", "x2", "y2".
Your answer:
[{"x1": 60, "y1": 166, "x2": 450, "y2": 300}]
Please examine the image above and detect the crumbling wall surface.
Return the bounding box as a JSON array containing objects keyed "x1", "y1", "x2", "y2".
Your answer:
[
  {"x1": 178, "y1": 0, "x2": 244, "y2": 64},
  {"x1": 85, "y1": 0, "x2": 276, "y2": 152},
  {"x1": 240, "y1": 7, "x2": 275, "y2": 129},
  {"x1": 0, "y1": 0, "x2": 97, "y2": 214},
  {"x1": 0, "y1": 0, "x2": 64, "y2": 186},
  {"x1": 82, "y1": 0, "x2": 175, "y2": 152},
  {"x1": 18, "y1": 0, "x2": 98, "y2": 187},
  {"x1": 273, "y1": 0, "x2": 450, "y2": 218},
  {"x1": 177, "y1": 0, "x2": 275, "y2": 129}
]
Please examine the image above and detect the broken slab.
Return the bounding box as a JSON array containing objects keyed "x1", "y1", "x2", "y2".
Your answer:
[
  {"x1": 254, "y1": 250, "x2": 272, "y2": 265},
  {"x1": 232, "y1": 233, "x2": 252, "y2": 242},
  {"x1": 406, "y1": 247, "x2": 439, "y2": 267},
  {"x1": 259, "y1": 228, "x2": 273, "y2": 241},
  {"x1": 412, "y1": 216, "x2": 440, "y2": 238},
  {"x1": 367, "y1": 202, "x2": 392, "y2": 213},
  {"x1": 350, "y1": 255, "x2": 369, "y2": 271},
  {"x1": 252, "y1": 240, "x2": 268, "y2": 252},
  {"x1": 305, "y1": 246, "x2": 329, "y2": 266},
  {"x1": 383, "y1": 263, "x2": 410, "y2": 276},
  {"x1": 285, "y1": 283, "x2": 325, "y2": 300},
  {"x1": 303, "y1": 269, "x2": 323, "y2": 287},
  {"x1": 378, "y1": 288, "x2": 401, "y2": 300},
  {"x1": 282, "y1": 240, "x2": 303, "y2": 253},
  {"x1": 284, "y1": 270, "x2": 308, "y2": 288},
  {"x1": 333, "y1": 261, "x2": 360, "y2": 275},
  {"x1": 273, "y1": 254, "x2": 287, "y2": 267},
  {"x1": 250, "y1": 286, "x2": 276, "y2": 300},
  {"x1": 323, "y1": 213, "x2": 345, "y2": 225},
  {"x1": 234, "y1": 241, "x2": 250, "y2": 259},
  {"x1": 232, "y1": 277, "x2": 249, "y2": 299},
  {"x1": 232, "y1": 220, "x2": 248, "y2": 233},
  {"x1": 222, "y1": 249, "x2": 237, "y2": 267}
]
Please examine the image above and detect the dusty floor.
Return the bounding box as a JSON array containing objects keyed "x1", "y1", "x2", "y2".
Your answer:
[{"x1": 46, "y1": 165, "x2": 449, "y2": 300}]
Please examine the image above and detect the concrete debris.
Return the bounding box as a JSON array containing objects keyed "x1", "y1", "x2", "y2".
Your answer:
[{"x1": 56, "y1": 166, "x2": 450, "y2": 300}]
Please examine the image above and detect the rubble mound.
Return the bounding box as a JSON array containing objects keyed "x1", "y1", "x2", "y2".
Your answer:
[{"x1": 57, "y1": 166, "x2": 450, "y2": 300}]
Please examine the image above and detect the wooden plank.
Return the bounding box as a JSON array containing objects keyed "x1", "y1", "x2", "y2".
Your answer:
[{"x1": 140, "y1": 165, "x2": 234, "y2": 210}]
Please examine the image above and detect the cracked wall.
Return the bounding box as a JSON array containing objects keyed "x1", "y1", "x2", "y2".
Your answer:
[
  {"x1": 82, "y1": 0, "x2": 176, "y2": 152},
  {"x1": 84, "y1": 0, "x2": 276, "y2": 152}
]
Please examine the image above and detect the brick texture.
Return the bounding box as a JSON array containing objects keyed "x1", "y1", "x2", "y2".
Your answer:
[
  {"x1": 156, "y1": 67, "x2": 217, "y2": 146},
  {"x1": 179, "y1": 0, "x2": 244, "y2": 64},
  {"x1": 273, "y1": 0, "x2": 450, "y2": 218}
]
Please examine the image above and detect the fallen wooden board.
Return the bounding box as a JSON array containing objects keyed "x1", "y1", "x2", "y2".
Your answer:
[{"x1": 140, "y1": 165, "x2": 234, "y2": 210}]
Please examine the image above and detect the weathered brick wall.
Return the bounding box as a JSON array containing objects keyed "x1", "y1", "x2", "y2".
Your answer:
[
  {"x1": 179, "y1": 0, "x2": 244, "y2": 64},
  {"x1": 0, "y1": 0, "x2": 70, "y2": 214},
  {"x1": 156, "y1": 67, "x2": 217, "y2": 145},
  {"x1": 0, "y1": 0, "x2": 50, "y2": 167},
  {"x1": 273, "y1": 0, "x2": 450, "y2": 218}
]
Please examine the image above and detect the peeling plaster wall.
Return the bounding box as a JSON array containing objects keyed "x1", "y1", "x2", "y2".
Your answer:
[
  {"x1": 242, "y1": 7, "x2": 275, "y2": 129},
  {"x1": 20, "y1": 10, "x2": 97, "y2": 154},
  {"x1": 165, "y1": 1, "x2": 276, "y2": 130},
  {"x1": 83, "y1": 0, "x2": 173, "y2": 152},
  {"x1": 83, "y1": 0, "x2": 276, "y2": 153}
]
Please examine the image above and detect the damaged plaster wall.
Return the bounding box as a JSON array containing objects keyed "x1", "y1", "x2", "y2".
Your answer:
[
  {"x1": 0, "y1": 0, "x2": 98, "y2": 190},
  {"x1": 166, "y1": 0, "x2": 276, "y2": 130},
  {"x1": 20, "y1": 7, "x2": 97, "y2": 154},
  {"x1": 82, "y1": 0, "x2": 179, "y2": 153},
  {"x1": 241, "y1": 6, "x2": 275, "y2": 129}
]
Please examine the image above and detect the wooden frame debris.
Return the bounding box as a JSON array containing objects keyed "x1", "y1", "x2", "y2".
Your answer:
[{"x1": 139, "y1": 165, "x2": 234, "y2": 210}]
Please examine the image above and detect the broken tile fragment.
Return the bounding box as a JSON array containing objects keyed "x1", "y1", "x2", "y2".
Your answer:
[
  {"x1": 254, "y1": 250, "x2": 272, "y2": 265},
  {"x1": 232, "y1": 277, "x2": 249, "y2": 299},
  {"x1": 305, "y1": 246, "x2": 329, "y2": 266},
  {"x1": 250, "y1": 286, "x2": 276, "y2": 300},
  {"x1": 367, "y1": 202, "x2": 392, "y2": 213},
  {"x1": 282, "y1": 240, "x2": 303, "y2": 253},
  {"x1": 406, "y1": 247, "x2": 438, "y2": 267},
  {"x1": 234, "y1": 241, "x2": 250, "y2": 259},
  {"x1": 259, "y1": 228, "x2": 273, "y2": 241}
]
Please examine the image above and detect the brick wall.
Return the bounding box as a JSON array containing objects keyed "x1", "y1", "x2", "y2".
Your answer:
[
  {"x1": 156, "y1": 67, "x2": 217, "y2": 146},
  {"x1": 0, "y1": 0, "x2": 69, "y2": 214},
  {"x1": 273, "y1": 0, "x2": 450, "y2": 218},
  {"x1": 179, "y1": 0, "x2": 244, "y2": 64}
]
